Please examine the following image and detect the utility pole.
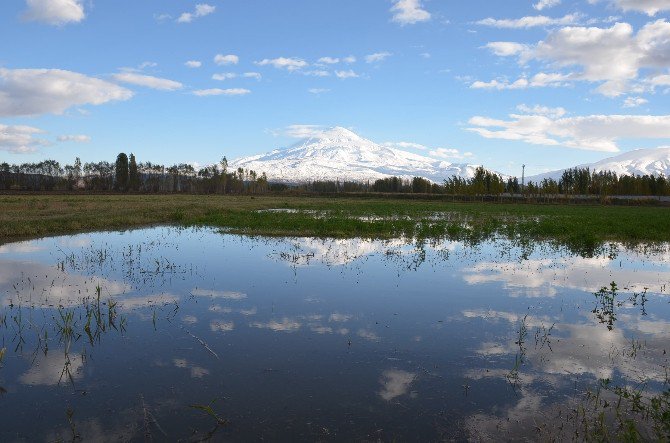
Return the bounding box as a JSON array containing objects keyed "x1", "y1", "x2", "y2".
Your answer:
[{"x1": 521, "y1": 164, "x2": 526, "y2": 195}]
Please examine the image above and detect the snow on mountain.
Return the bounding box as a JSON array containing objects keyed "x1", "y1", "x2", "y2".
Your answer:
[
  {"x1": 528, "y1": 147, "x2": 670, "y2": 182},
  {"x1": 230, "y1": 127, "x2": 481, "y2": 183}
]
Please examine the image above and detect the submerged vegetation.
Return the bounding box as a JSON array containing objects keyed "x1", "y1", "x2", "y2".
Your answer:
[
  {"x1": 1, "y1": 226, "x2": 669, "y2": 440},
  {"x1": 0, "y1": 195, "x2": 669, "y2": 254}
]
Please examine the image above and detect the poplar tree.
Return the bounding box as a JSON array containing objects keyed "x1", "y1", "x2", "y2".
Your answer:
[
  {"x1": 115, "y1": 153, "x2": 129, "y2": 191},
  {"x1": 128, "y1": 153, "x2": 139, "y2": 191}
]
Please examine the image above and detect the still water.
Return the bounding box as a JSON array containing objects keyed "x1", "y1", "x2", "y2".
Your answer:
[{"x1": 0, "y1": 227, "x2": 668, "y2": 441}]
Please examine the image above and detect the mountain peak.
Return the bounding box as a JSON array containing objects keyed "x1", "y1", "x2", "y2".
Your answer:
[
  {"x1": 231, "y1": 127, "x2": 481, "y2": 183},
  {"x1": 308, "y1": 126, "x2": 362, "y2": 142}
]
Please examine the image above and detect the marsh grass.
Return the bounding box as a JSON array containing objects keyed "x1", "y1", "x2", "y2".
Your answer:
[
  {"x1": 1, "y1": 195, "x2": 669, "y2": 253},
  {"x1": 568, "y1": 380, "x2": 670, "y2": 441}
]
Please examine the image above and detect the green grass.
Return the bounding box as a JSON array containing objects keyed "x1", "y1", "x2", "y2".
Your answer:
[{"x1": 1, "y1": 194, "x2": 668, "y2": 252}]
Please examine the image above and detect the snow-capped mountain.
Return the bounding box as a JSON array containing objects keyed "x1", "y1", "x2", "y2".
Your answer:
[
  {"x1": 230, "y1": 127, "x2": 480, "y2": 183},
  {"x1": 529, "y1": 147, "x2": 670, "y2": 182}
]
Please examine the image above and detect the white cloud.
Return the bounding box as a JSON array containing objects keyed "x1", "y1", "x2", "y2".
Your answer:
[
  {"x1": 0, "y1": 124, "x2": 48, "y2": 153},
  {"x1": 534, "y1": 0, "x2": 561, "y2": 10},
  {"x1": 383, "y1": 141, "x2": 429, "y2": 150},
  {"x1": 177, "y1": 3, "x2": 216, "y2": 23},
  {"x1": 185, "y1": 60, "x2": 202, "y2": 68},
  {"x1": 154, "y1": 13, "x2": 171, "y2": 22},
  {"x1": 138, "y1": 61, "x2": 157, "y2": 70},
  {"x1": 192, "y1": 88, "x2": 251, "y2": 96},
  {"x1": 468, "y1": 112, "x2": 670, "y2": 152},
  {"x1": 243, "y1": 72, "x2": 262, "y2": 80},
  {"x1": 532, "y1": 20, "x2": 670, "y2": 96},
  {"x1": 0, "y1": 68, "x2": 132, "y2": 117},
  {"x1": 648, "y1": 73, "x2": 670, "y2": 93},
  {"x1": 649, "y1": 74, "x2": 670, "y2": 85},
  {"x1": 22, "y1": 0, "x2": 85, "y2": 26},
  {"x1": 591, "y1": 0, "x2": 670, "y2": 16},
  {"x1": 471, "y1": 72, "x2": 572, "y2": 90},
  {"x1": 304, "y1": 70, "x2": 330, "y2": 77},
  {"x1": 365, "y1": 52, "x2": 392, "y2": 63},
  {"x1": 476, "y1": 13, "x2": 581, "y2": 29},
  {"x1": 57, "y1": 134, "x2": 90, "y2": 143},
  {"x1": 255, "y1": 57, "x2": 308, "y2": 71},
  {"x1": 384, "y1": 141, "x2": 473, "y2": 159},
  {"x1": 481, "y1": 20, "x2": 670, "y2": 96},
  {"x1": 214, "y1": 54, "x2": 239, "y2": 65},
  {"x1": 342, "y1": 55, "x2": 357, "y2": 64},
  {"x1": 429, "y1": 148, "x2": 474, "y2": 160},
  {"x1": 623, "y1": 96, "x2": 649, "y2": 107},
  {"x1": 391, "y1": 0, "x2": 431, "y2": 25},
  {"x1": 484, "y1": 42, "x2": 530, "y2": 57},
  {"x1": 335, "y1": 69, "x2": 359, "y2": 79},
  {"x1": 214, "y1": 72, "x2": 261, "y2": 81},
  {"x1": 112, "y1": 73, "x2": 183, "y2": 91},
  {"x1": 516, "y1": 104, "x2": 567, "y2": 118},
  {"x1": 317, "y1": 57, "x2": 339, "y2": 64},
  {"x1": 283, "y1": 125, "x2": 326, "y2": 138},
  {"x1": 212, "y1": 72, "x2": 237, "y2": 81},
  {"x1": 308, "y1": 88, "x2": 330, "y2": 94}
]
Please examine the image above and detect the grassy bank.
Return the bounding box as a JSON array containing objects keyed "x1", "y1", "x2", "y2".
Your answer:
[{"x1": 1, "y1": 194, "x2": 668, "y2": 250}]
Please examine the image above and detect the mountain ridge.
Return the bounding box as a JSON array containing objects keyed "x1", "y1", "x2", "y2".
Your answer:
[
  {"x1": 528, "y1": 146, "x2": 670, "y2": 182},
  {"x1": 230, "y1": 127, "x2": 481, "y2": 183}
]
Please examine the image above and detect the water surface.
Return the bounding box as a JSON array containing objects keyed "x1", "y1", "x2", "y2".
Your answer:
[{"x1": 0, "y1": 227, "x2": 668, "y2": 441}]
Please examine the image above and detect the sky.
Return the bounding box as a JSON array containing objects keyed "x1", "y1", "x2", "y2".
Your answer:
[{"x1": 1, "y1": 0, "x2": 670, "y2": 176}]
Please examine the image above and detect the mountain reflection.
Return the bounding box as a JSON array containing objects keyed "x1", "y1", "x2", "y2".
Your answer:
[{"x1": 0, "y1": 227, "x2": 669, "y2": 441}]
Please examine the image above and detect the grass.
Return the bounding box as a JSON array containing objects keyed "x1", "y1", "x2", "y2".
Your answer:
[{"x1": 1, "y1": 194, "x2": 669, "y2": 250}]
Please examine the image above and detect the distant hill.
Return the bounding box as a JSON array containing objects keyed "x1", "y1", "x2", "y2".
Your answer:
[
  {"x1": 230, "y1": 127, "x2": 483, "y2": 183},
  {"x1": 529, "y1": 147, "x2": 670, "y2": 182}
]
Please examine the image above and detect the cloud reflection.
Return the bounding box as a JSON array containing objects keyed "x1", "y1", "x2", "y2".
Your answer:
[
  {"x1": 191, "y1": 289, "x2": 247, "y2": 300},
  {"x1": 210, "y1": 320, "x2": 235, "y2": 332},
  {"x1": 378, "y1": 369, "x2": 417, "y2": 401},
  {"x1": 19, "y1": 352, "x2": 84, "y2": 386},
  {"x1": 250, "y1": 318, "x2": 301, "y2": 332},
  {"x1": 173, "y1": 358, "x2": 209, "y2": 378},
  {"x1": 463, "y1": 255, "x2": 670, "y2": 297}
]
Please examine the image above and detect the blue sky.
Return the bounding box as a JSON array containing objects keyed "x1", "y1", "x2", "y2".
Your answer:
[{"x1": 1, "y1": 0, "x2": 670, "y2": 175}]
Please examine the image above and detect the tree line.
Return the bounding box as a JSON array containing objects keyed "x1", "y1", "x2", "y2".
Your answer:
[
  {"x1": 1, "y1": 154, "x2": 669, "y2": 197},
  {"x1": 0, "y1": 154, "x2": 269, "y2": 194}
]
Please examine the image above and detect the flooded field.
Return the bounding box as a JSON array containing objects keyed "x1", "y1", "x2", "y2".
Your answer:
[{"x1": 0, "y1": 227, "x2": 668, "y2": 441}]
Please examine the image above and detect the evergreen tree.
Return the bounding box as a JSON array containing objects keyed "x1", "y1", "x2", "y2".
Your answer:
[
  {"x1": 115, "y1": 153, "x2": 129, "y2": 191},
  {"x1": 128, "y1": 153, "x2": 139, "y2": 191}
]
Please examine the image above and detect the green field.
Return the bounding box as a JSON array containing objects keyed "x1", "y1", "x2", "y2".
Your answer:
[{"x1": 1, "y1": 194, "x2": 668, "y2": 252}]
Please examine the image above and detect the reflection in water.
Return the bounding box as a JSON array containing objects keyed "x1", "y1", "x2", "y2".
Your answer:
[
  {"x1": 0, "y1": 227, "x2": 668, "y2": 440},
  {"x1": 357, "y1": 329, "x2": 381, "y2": 342},
  {"x1": 0, "y1": 260, "x2": 129, "y2": 307},
  {"x1": 379, "y1": 369, "x2": 417, "y2": 401},
  {"x1": 250, "y1": 318, "x2": 301, "y2": 332},
  {"x1": 19, "y1": 352, "x2": 84, "y2": 386},
  {"x1": 463, "y1": 255, "x2": 669, "y2": 297},
  {"x1": 173, "y1": 359, "x2": 210, "y2": 379},
  {"x1": 0, "y1": 241, "x2": 45, "y2": 254},
  {"x1": 190, "y1": 289, "x2": 247, "y2": 300},
  {"x1": 209, "y1": 320, "x2": 234, "y2": 332},
  {"x1": 181, "y1": 315, "x2": 198, "y2": 324}
]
